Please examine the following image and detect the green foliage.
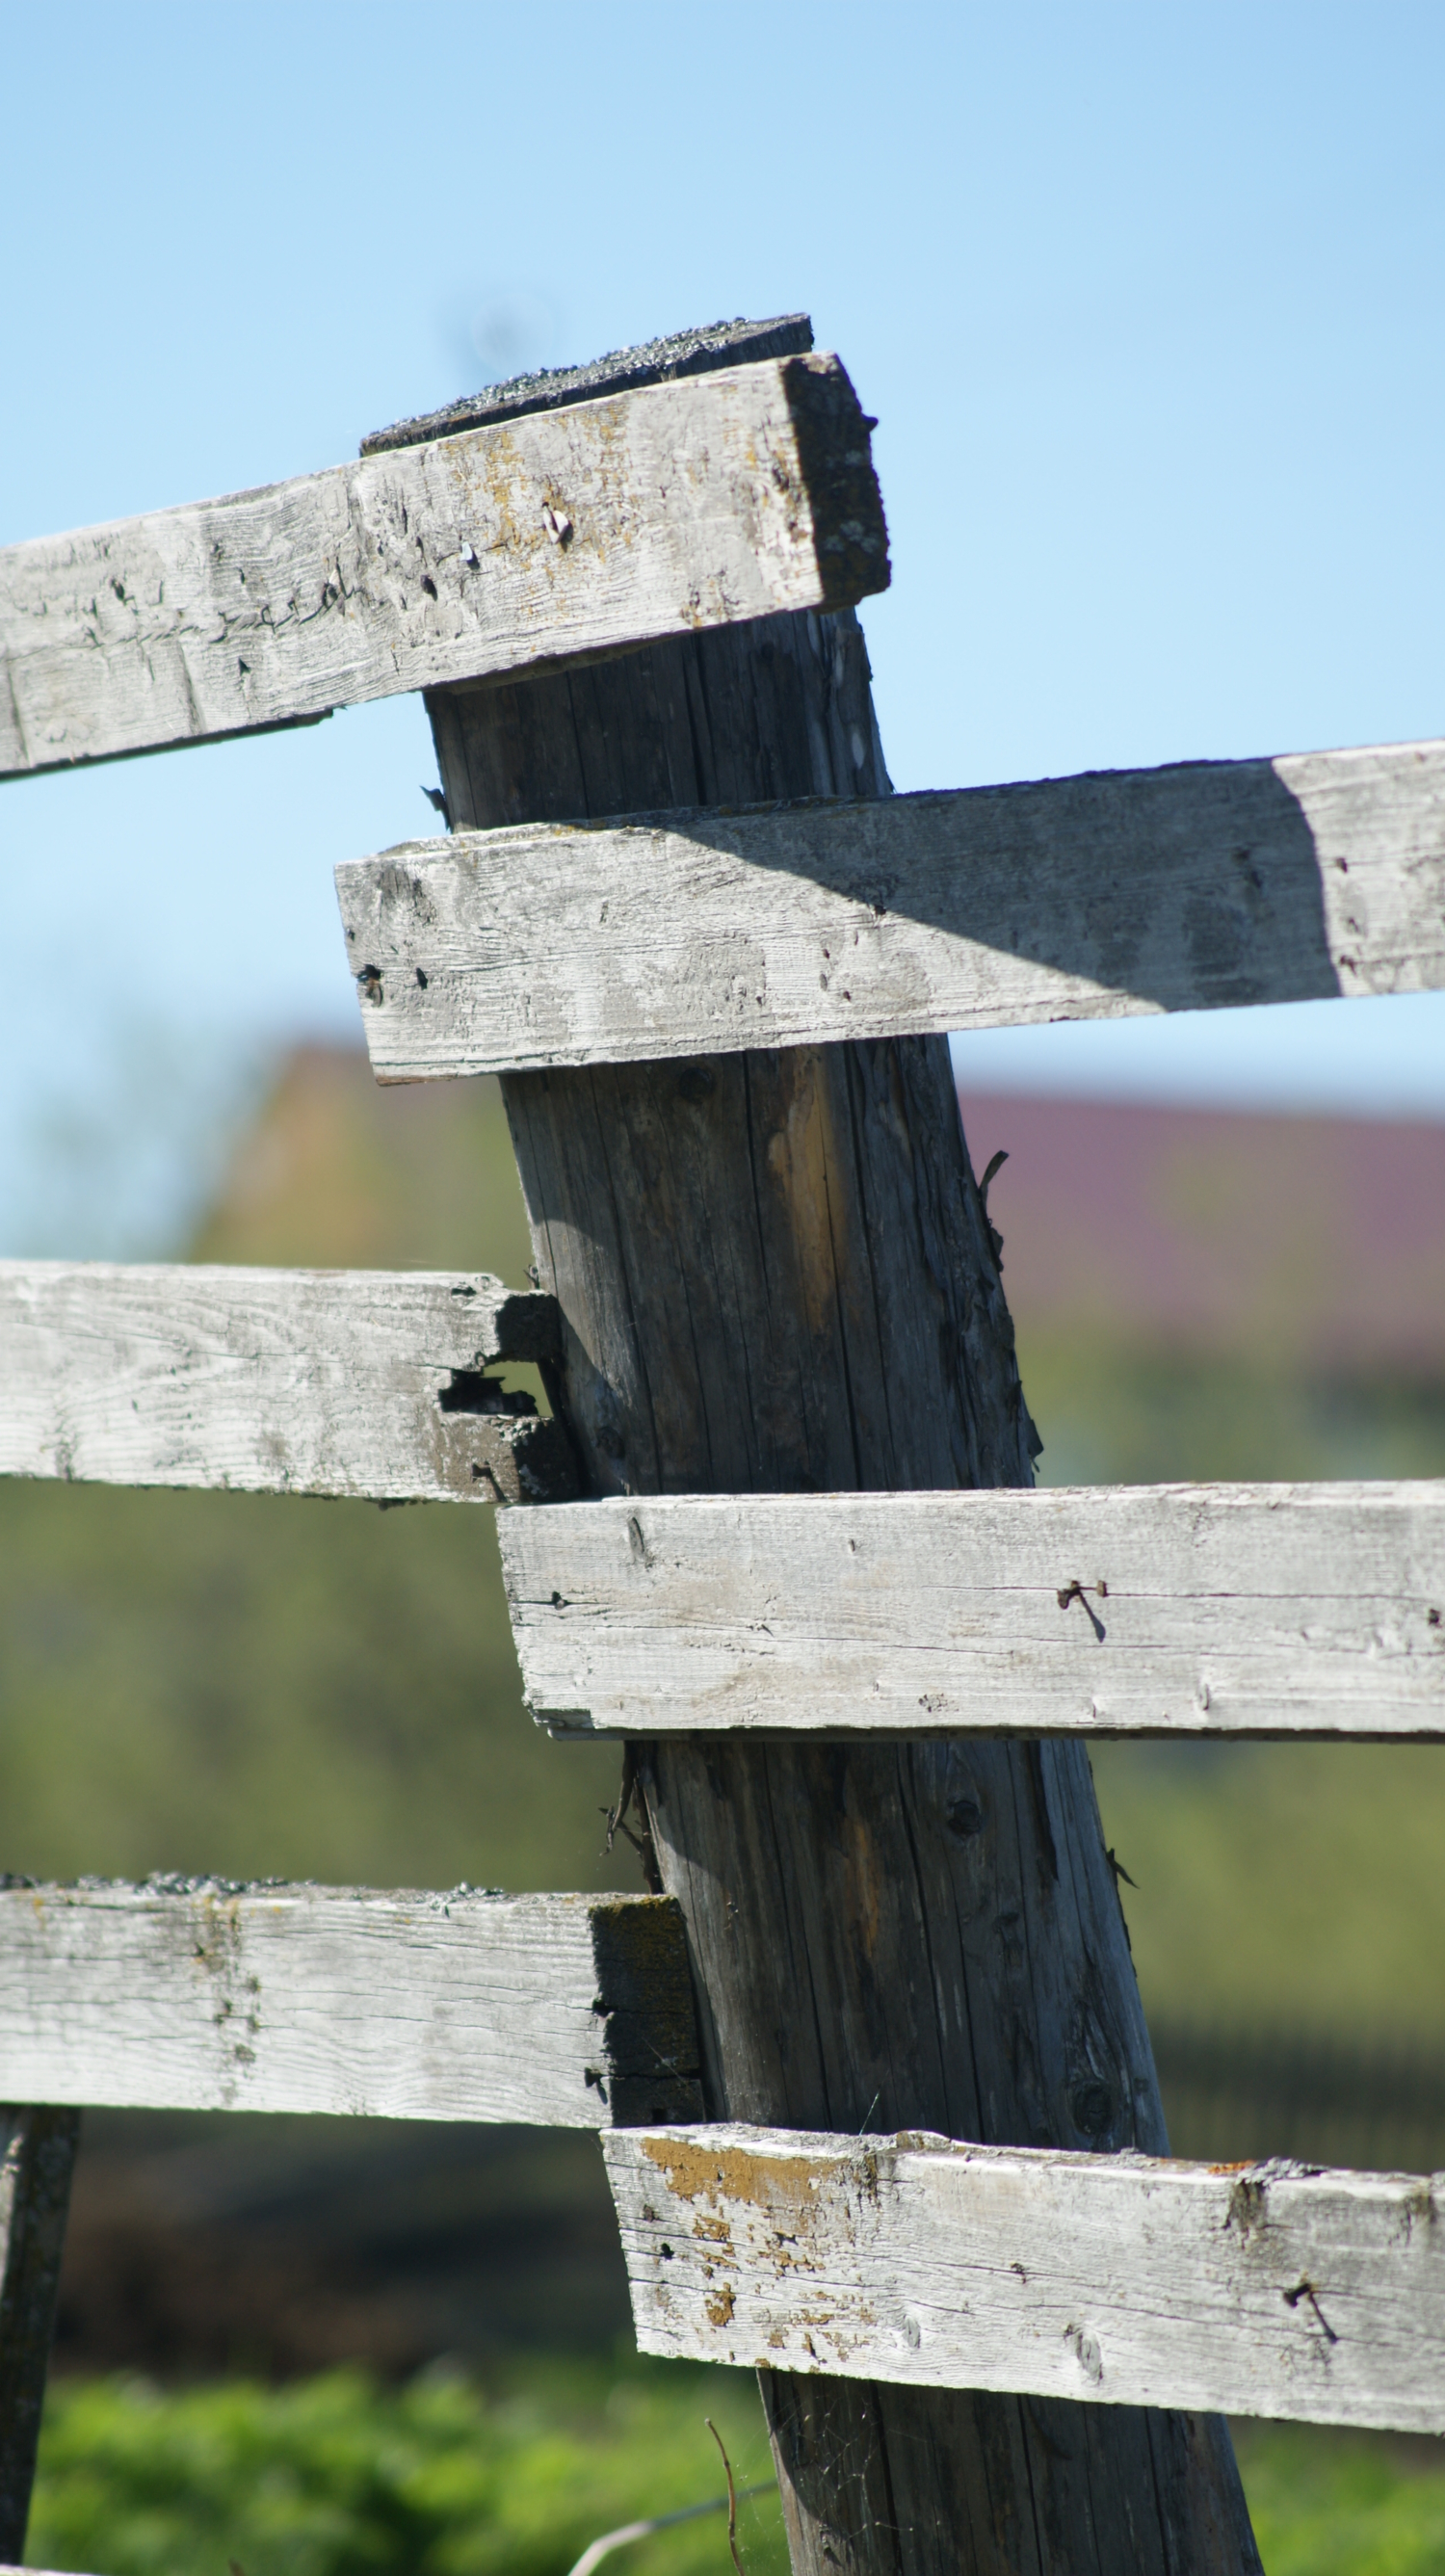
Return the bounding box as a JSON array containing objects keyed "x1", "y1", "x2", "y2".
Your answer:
[
  {"x1": 30, "y1": 2367, "x2": 1445, "y2": 2576},
  {"x1": 1022, "y1": 1328, "x2": 1445, "y2": 1492},
  {"x1": 29, "y1": 2361, "x2": 788, "y2": 2576},
  {"x1": 1232, "y1": 2423, "x2": 1445, "y2": 2576},
  {"x1": 0, "y1": 1480, "x2": 629, "y2": 1895},
  {"x1": 1091, "y1": 1733, "x2": 1445, "y2": 2046}
]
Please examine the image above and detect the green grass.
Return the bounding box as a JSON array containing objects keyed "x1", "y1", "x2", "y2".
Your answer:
[
  {"x1": 30, "y1": 2368, "x2": 1445, "y2": 2576},
  {"x1": 0, "y1": 1480, "x2": 629, "y2": 1896},
  {"x1": 29, "y1": 2361, "x2": 788, "y2": 2576},
  {"x1": 1231, "y1": 2423, "x2": 1445, "y2": 2576}
]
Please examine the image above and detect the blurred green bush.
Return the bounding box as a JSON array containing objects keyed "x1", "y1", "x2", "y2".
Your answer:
[
  {"x1": 29, "y1": 2360, "x2": 787, "y2": 2576},
  {"x1": 29, "y1": 2364, "x2": 1445, "y2": 2576}
]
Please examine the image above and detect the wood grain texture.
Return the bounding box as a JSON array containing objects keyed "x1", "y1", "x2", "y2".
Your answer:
[
  {"x1": 430, "y1": 584, "x2": 1261, "y2": 2572},
  {"x1": 501, "y1": 1482, "x2": 1445, "y2": 1740},
  {"x1": 0, "y1": 356, "x2": 885, "y2": 776},
  {"x1": 0, "y1": 1882, "x2": 701, "y2": 2129},
  {"x1": 0, "y1": 1261, "x2": 576, "y2": 1503},
  {"x1": 337, "y1": 739, "x2": 1445, "y2": 1079},
  {"x1": 0, "y1": 2108, "x2": 80, "y2": 2562},
  {"x1": 609, "y1": 2123, "x2": 1445, "y2": 2434}
]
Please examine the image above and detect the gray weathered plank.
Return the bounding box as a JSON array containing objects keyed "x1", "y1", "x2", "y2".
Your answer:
[
  {"x1": 607, "y1": 2122, "x2": 1445, "y2": 2434},
  {"x1": 0, "y1": 355, "x2": 885, "y2": 776},
  {"x1": 500, "y1": 1483, "x2": 1445, "y2": 1739},
  {"x1": 337, "y1": 738, "x2": 1445, "y2": 1076},
  {"x1": 0, "y1": 2107, "x2": 80, "y2": 2563},
  {"x1": 0, "y1": 1881, "x2": 701, "y2": 2128},
  {"x1": 0, "y1": 1261, "x2": 576, "y2": 1503}
]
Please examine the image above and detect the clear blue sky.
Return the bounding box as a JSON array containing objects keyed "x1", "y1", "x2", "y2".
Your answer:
[{"x1": 2, "y1": 0, "x2": 1442, "y2": 1250}]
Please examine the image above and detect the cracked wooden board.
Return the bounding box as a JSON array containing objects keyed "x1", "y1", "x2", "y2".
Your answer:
[
  {"x1": 0, "y1": 1882, "x2": 701, "y2": 2129},
  {"x1": 0, "y1": 355, "x2": 885, "y2": 775},
  {"x1": 0, "y1": 1262, "x2": 576, "y2": 1504},
  {"x1": 606, "y1": 2122, "x2": 1445, "y2": 2432},
  {"x1": 336, "y1": 738, "x2": 1445, "y2": 1074},
  {"x1": 500, "y1": 1483, "x2": 1445, "y2": 1738}
]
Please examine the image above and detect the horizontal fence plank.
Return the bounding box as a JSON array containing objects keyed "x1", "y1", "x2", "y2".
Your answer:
[
  {"x1": 0, "y1": 1262, "x2": 576, "y2": 1504},
  {"x1": 500, "y1": 1483, "x2": 1445, "y2": 1738},
  {"x1": 336, "y1": 739, "x2": 1445, "y2": 1075},
  {"x1": 0, "y1": 356, "x2": 885, "y2": 776},
  {"x1": 606, "y1": 2122, "x2": 1445, "y2": 2433},
  {"x1": 0, "y1": 1881, "x2": 702, "y2": 2128}
]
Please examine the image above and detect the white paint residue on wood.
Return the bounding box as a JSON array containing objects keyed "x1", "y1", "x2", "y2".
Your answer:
[
  {"x1": 606, "y1": 2122, "x2": 1445, "y2": 2433},
  {"x1": 0, "y1": 1261, "x2": 567, "y2": 1503},
  {"x1": 337, "y1": 739, "x2": 1445, "y2": 1074},
  {"x1": 0, "y1": 358, "x2": 879, "y2": 775},
  {"x1": 0, "y1": 1883, "x2": 677, "y2": 2127},
  {"x1": 500, "y1": 1483, "x2": 1445, "y2": 1738}
]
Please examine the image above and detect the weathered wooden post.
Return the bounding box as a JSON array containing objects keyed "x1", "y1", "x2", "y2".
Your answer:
[
  {"x1": 409, "y1": 320, "x2": 1263, "y2": 2574},
  {"x1": 0, "y1": 2109, "x2": 78, "y2": 2563}
]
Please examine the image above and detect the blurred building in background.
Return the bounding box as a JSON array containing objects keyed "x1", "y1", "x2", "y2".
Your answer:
[{"x1": 962, "y1": 1089, "x2": 1445, "y2": 1486}]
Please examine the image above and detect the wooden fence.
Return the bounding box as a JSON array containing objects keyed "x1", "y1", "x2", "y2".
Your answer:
[{"x1": 2, "y1": 307, "x2": 1443, "y2": 2575}]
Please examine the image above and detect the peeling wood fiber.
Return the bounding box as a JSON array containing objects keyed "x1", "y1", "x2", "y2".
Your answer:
[
  {"x1": 0, "y1": 356, "x2": 885, "y2": 776},
  {"x1": 0, "y1": 1262, "x2": 575, "y2": 1504},
  {"x1": 0, "y1": 1883, "x2": 702, "y2": 2128},
  {"x1": 608, "y1": 2122, "x2": 1445, "y2": 2435},
  {"x1": 337, "y1": 739, "x2": 1445, "y2": 1077},
  {"x1": 502, "y1": 1482, "x2": 1445, "y2": 1740}
]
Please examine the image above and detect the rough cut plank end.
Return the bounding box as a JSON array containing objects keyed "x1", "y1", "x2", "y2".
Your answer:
[{"x1": 0, "y1": 1262, "x2": 576, "y2": 1504}]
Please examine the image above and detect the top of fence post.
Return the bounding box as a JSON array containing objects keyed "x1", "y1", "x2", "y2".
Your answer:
[{"x1": 360, "y1": 311, "x2": 815, "y2": 453}]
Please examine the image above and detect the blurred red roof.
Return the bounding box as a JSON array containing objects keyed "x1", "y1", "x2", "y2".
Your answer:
[{"x1": 957, "y1": 1091, "x2": 1445, "y2": 1373}]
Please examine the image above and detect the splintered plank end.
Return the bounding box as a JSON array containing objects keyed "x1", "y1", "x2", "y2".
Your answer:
[{"x1": 0, "y1": 1262, "x2": 576, "y2": 1504}]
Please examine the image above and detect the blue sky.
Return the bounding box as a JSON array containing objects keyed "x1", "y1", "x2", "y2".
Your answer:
[{"x1": 2, "y1": 0, "x2": 1442, "y2": 1249}]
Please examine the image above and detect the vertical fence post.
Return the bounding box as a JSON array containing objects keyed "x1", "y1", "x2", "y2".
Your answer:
[
  {"x1": 429, "y1": 603, "x2": 1262, "y2": 2572},
  {"x1": 0, "y1": 2107, "x2": 79, "y2": 2561}
]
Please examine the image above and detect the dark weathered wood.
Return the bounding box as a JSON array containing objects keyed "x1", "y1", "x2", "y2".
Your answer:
[
  {"x1": 0, "y1": 2107, "x2": 79, "y2": 2563},
  {"x1": 337, "y1": 738, "x2": 1445, "y2": 1076},
  {"x1": 427, "y1": 568, "x2": 1261, "y2": 2562},
  {"x1": 610, "y1": 2123, "x2": 1445, "y2": 2432},
  {"x1": 501, "y1": 1481, "x2": 1445, "y2": 1740}
]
